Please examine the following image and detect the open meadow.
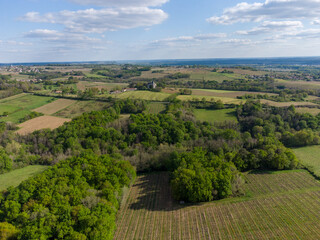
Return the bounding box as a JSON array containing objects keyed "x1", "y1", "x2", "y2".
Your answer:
[
  {"x1": 292, "y1": 146, "x2": 320, "y2": 177},
  {"x1": 0, "y1": 165, "x2": 48, "y2": 191},
  {"x1": 114, "y1": 170, "x2": 320, "y2": 240},
  {"x1": 54, "y1": 100, "x2": 111, "y2": 118},
  {"x1": 194, "y1": 109, "x2": 238, "y2": 123}
]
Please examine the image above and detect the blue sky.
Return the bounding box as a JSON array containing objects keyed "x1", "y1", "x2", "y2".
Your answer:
[{"x1": 2, "y1": 0, "x2": 320, "y2": 62}]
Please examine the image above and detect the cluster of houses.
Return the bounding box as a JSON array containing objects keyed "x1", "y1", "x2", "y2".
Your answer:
[{"x1": 6, "y1": 65, "x2": 40, "y2": 73}]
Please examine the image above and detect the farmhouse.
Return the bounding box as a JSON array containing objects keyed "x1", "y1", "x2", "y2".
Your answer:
[{"x1": 147, "y1": 81, "x2": 157, "y2": 89}]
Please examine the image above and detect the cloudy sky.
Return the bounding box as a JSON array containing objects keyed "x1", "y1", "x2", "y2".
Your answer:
[{"x1": 2, "y1": 0, "x2": 320, "y2": 62}]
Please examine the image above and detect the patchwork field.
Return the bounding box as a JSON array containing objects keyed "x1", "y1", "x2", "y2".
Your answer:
[
  {"x1": 16, "y1": 115, "x2": 71, "y2": 135},
  {"x1": 0, "y1": 94, "x2": 55, "y2": 123},
  {"x1": 114, "y1": 170, "x2": 320, "y2": 240},
  {"x1": 54, "y1": 100, "x2": 111, "y2": 118},
  {"x1": 0, "y1": 165, "x2": 48, "y2": 191},
  {"x1": 33, "y1": 99, "x2": 76, "y2": 115},
  {"x1": 293, "y1": 146, "x2": 320, "y2": 177},
  {"x1": 194, "y1": 109, "x2": 238, "y2": 123}
]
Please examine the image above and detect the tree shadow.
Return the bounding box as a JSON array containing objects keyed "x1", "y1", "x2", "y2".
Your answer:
[{"x1": 129, "y1": 172, "x2": 187, "y2": 212}]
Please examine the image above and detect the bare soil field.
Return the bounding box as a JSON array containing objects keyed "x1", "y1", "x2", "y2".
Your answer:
[
  {"x1": 114, "y1": 171, "x2": 320, "y2": 240},
  {"x1": 16, "y1": 116, "x2": 71, "y2": 135},
  {"x1": 33, "y1": 99, "x2": 76, "y2": 115}
]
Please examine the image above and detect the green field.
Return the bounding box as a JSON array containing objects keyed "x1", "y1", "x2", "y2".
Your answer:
[
  {"x1": 114, "y1": 170, "x2": 320, "y2": 240},
  {"x1": 0, "y1": 165, "x2": 49, "y2": 191},
  {"x1": 194, "y1": 108, "x2": 238, "y2": 123},
  {"x1": 0, "y1": 94, "x2": 55, "y2": 123},
  {"x1": 145, "y1": 102, "x2": 166, "y2": 114},
  {"x1": 114, "y1": 91, "x2": 171, "y2": 101},
  {"x1": 54, "y1": 100, "x2": 111, "y2": 118},
  {"x1": 177, "y1": 95, "x2": 243, "y2": 104},
  {"x1": 292, "y1": 146, "x2": 320, "y2": 177}
]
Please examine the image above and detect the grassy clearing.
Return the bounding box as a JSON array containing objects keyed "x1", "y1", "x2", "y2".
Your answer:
[
  {"x1": 194, "y1": 109, "x2": 238, "y2": 123},
  {"x1": 33, "y1": 99, "x2": 76, "y2": 115},
  {"x1": 0, "y1": 165, "x2": 48, "y2": 191},
  {"x1": 114, "y1": 91, "x2": 171, "y2": 101},
  {"x1": 295, "y1": 107, "x2": 320, "y2": 115},
  {"x1": 54, "y1": 100, "x2": 111, "y2": 118},
  {"x1": 16, "y1": 116, "x2": 71, "y2": 135},
  {"x1": 292, "y1": 146, "x2": 320, "y2": 177},
  {"x1": 145, "y1": 102, "x2": 166, "y2": 114},
  {"x1": 177, "y1": 95, "x2": 243, "y2": 104},
  {"x1": 114, "y1": 170, "x2": 320, "y2": 240},
  {"x1": 0, "y1": 94, "x2": 55, "y2": 123},
  {"x1": 261, "y1": 99, "x2": 318, "y2": 107}
]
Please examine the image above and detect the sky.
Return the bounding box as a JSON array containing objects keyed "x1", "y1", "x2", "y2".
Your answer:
[{"x1": 2, "y1": 0, "x2": 320, "y2": 63}]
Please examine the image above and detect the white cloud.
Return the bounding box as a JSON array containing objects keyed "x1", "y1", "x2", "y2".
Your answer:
[
  {"x1": 150, "y1": 33, "x2": 227, "y2": 47},
  {"x1": 21, "y1": 7, "x2": 168, "y2": 33},
  {"x1": 208, "y1": 0, "x2": 320, "y2": 25},
  {"x1": 24, "y1": 29, "x2": 102, "y2": 45},
  {"x1": 311, "y1": 19, "x2": 320, "y2": 25},
  {"x1": 68, "y1": 0, "x2": 169, "y2": 7},
  {"x1": 237, "y1": 21, "x2": 303, "y2": 35}
]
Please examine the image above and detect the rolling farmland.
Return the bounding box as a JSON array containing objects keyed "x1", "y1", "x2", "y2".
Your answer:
[
  {"x1": 33, "y1": 99, "x2": 76, "y2": 115},
  {"x1": 0, "y1": 94, "x2": 55, "y2": 123},
  {"x1": 114, "y1": 171, "x2": 320, "y2": 240}
]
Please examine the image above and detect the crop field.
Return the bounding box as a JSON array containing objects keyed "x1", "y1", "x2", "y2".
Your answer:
[
  {"x1": 194, "y1": 109, "x2": 238, "y2": 123},
  {"x1": 16, "y1": 115, "x2": 71, "y2": 135},
  {"x1": 0, "y1": 165, "x2": 48, "y2": 191},
  {"x1": 177, "y1": 95, "x2": 243, "y2": 104},
  {"x1": 114, "y1": 91, "x2": 171, "y2": 101},
  {"x1": 292, "y1": 146, "x2": 320, "y2": 177},
  {"x1": 295, "y1": 107, "x2": 320, "y2": 115},
  {"x1": 33, "y1": 99, "x2": 76, "y2": 115},
  {"x1": 145, "y1": 102, "x2": 166, "y2": 114},
  {"x1": 0, "y1": 94, "x2": 55, "y2": 123},
  {"x1": 54, "y1": 100, "x2": 112, "y2": 118},
  {"x1": 114, "y1": 170, "x2": 320, "y2": 240}
]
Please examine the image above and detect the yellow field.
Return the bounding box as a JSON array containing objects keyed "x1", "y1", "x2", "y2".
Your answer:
[
  {"x1": 16, "y1": 116, "x2": 71, "y2": 135},
  {"x1": 33, "y1": 99, "x2": 76, "y2": 115}
]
